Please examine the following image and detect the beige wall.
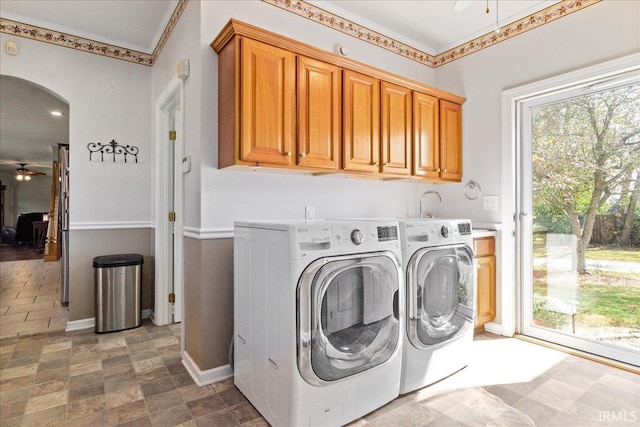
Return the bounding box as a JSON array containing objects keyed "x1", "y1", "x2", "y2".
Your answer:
[
  {"x1": 68, "y1": 228, "x2": 154, "y2": 321},
  {"x1": 184, "y1": 236, "x2": 234, "y2": 371}
]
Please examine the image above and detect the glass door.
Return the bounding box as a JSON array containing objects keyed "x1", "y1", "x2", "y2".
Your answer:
[{"x1": 518, "y1": 72, "x2": 640, "y2": 367}]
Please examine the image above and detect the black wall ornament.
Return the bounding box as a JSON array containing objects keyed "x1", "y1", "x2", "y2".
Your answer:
[{"x1": 87, "y1": 139, "x2": 139, "y2": 163}]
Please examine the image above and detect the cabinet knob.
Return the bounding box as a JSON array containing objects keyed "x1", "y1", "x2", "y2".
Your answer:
[
  {"x1": 436, "y1": 168, "x2": 441, "y2": 172},
  {"x1": 443, "y1": 169, "x2": 448, "y2": 173},
  {"x1": 373, "y1": 161, "x2": 379, "y2": 166},
  {"x1": 285, "y1": 151, "x2": 292, "y2": 157},
  {"x1": 299, "y1": 153, "x2": 306, "y2": 158},
  {"x1": 383, "y1": 162, "x2": 388, "y2": 166}
]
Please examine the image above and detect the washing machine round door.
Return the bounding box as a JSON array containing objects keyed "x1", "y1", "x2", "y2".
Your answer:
[
  {"x1": 297, "y1": 252, "x2": 402, "y2": 385},
  {"x1": 407, "y1": 244, "x2": 474, "y2": 348}
]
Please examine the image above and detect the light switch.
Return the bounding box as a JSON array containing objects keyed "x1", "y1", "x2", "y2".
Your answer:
[
  {"x1": 6, "y1": 41, "x2": 18, "y2": 56},
  {"x1": 483, "y1": 195, "x2": 498, "y2": 211}
]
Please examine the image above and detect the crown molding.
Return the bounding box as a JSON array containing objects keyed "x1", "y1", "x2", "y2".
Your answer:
[
  {"x1": 262, "y1": 0, "x2": 602, "y2": 68},
  {"x1": 0, "y1": 0, "x2": 601, "y2": 68},
  {"x1": 0, "y1": 0, "x2": 189, "y2": 67}
]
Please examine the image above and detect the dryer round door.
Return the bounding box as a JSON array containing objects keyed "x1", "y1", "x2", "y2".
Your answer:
[
  {"x1": 407, "y1": 244, "x2": 474, "y2": 348},
  {"x1": 297, "y1": 252, "x2": 402, "y2": 386}
]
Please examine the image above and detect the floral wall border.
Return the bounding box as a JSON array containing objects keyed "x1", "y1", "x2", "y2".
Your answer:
[
  {"x1": 0, "y1": 0, "x2": 189, "y2": 67},
  {"x1": 0, "y1": 0, "x2": 601, "y2": 68},
  {"x1": 262, "y1": 0, "x2": 602, "y2": 68}
]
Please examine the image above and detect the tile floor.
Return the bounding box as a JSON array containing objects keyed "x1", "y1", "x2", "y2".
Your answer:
[
  {"x1": 1, "y1": 259, "x2": 68, "y2": 339},
  {"x1": 1, "y1": 254, "x2": 638, "y2": 426},
  {"x1": 1, "y1": 323, "x2": 638, "y2": 427}
]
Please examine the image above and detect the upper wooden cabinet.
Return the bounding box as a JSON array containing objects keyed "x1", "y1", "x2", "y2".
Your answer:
[
  {"x1": 297, "y1": 56, "x2": 342, "y2": 170},
  {"x1": 381, "y1": 82, "x2": 412, "y2": 176},
  {"x1": 413, "y1": 92, "x2": 439, "y2": 179},
  {"x1": 439, "y1": 100, "x2": 463, "y2": 182},
  {"x1": 225, "y1": 37, "x2": 296, "y2": 167},
  {"x1": 212, "y1": 19, "x2": 465, "y2": 180},
  {"x1": 343, "y1": 70, "x2": 380, "y2": 174}
]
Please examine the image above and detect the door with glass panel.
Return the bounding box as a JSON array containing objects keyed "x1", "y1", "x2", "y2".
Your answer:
[{"x1": 518, "y1": 72, "x2": 640, "y2": 367}]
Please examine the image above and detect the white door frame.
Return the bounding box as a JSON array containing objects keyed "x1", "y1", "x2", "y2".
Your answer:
[
  {"x1": 154, "y1": 76, "x2": 185, "y2": 326},
  {"x1": 501, "y1": 53, "x2": 640, "y2": 339}
]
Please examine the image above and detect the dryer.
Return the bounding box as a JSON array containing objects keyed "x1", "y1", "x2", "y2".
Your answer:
[
  {"x1": 234, "y1": 219, "x2": 403, "y2": 427},
  {"x1": 398, "y1": 218, "x2": 475, "y2": 394}
]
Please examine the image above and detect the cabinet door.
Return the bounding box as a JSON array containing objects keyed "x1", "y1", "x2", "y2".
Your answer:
[
  {"x1": 240, "y1": 38, "x2": 296, "y2": 165},
  {"x1": 343, "y1": 70, "x2": 380, "y2": 173},
  {"x1": 439, "y1": 100, "x2": 462, "y2": 181},
  {"x1": 381, "y1": 81, "x2": 412, "y2": 175},
  {"x1": 475, "y1": 255, "x2": 496, "y2": 327},
  {"x1": 298, "y1": 56, "x2": 341, "y2": 170},
  {"x1": 412, "y1": 92, "x2": 439, "y2": 178}
]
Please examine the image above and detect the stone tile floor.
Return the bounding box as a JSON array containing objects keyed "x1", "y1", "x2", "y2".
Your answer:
[
  {"x1": 1, "y1": 259, "x2": 68, "y2": 339},
  {"x1": 1, "y1": 253, "x2": 638, "y2": 426},
  {"x1": 1, "y1": 322, "x2": 638, "y2": 426}
]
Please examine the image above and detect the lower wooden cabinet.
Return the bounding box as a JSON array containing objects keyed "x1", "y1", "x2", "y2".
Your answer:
[{"x1": 474, "y1": 236, "x2": 496, "y2": 328}]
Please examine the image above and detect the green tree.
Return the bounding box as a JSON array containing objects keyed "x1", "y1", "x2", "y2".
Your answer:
[{"x1": 532, "y1": 83, "x2": 640, "y2": 273}]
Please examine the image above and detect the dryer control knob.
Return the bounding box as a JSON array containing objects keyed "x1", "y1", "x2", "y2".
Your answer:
[
  {"x1": 351, "y1": 229, "x2": 364, "y2": 245},
  {"x1": 441, "y1": 225, "x2": 451, "y2": 238}
]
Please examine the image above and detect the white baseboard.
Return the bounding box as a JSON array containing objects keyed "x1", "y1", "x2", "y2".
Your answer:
[
  {"x1": 484, "y1": 321, "x2": 504, "y2": 336},
  {"x1": 65, "y1": 310, "x2": 152, "y2": 333},
  {"x1": 66, "y1": 317, "x2": 94, "y2": 332},
  {"x1": 182, "y1": 350, "x2": 233, "y2": 387}
]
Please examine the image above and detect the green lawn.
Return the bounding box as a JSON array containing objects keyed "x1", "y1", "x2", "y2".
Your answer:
[{"x1": 533, "y1": 270, "x2": 640, "y2": 328}]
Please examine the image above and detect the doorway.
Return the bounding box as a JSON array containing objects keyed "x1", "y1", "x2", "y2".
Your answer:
[
  {"x1": 0, "y1": 75, "x2": 70, "y2": 337},
  {"x1": 154, "y1": 77, "x2": 184, "y2": 327},
  {"x1": 513, "y1": 58, "x2": 640, "y2": 367}
]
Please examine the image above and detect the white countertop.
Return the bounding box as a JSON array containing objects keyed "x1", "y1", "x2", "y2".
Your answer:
[{"x1": 472, "y1": 229, "x2": 498, "y2": 238}]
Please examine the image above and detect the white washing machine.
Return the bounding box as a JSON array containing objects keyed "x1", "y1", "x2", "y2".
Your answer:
[
  {"x1": 398, "y1": 218, "x2": 475, "y2": 394},
  {"x1": 234, "y1": 219, "x2": 404, "y2": 427}
]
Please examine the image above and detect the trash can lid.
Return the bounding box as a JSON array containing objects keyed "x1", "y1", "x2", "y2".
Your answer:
[{"x1": 93, "y1": 254, "x2": 144, "y2": 268}]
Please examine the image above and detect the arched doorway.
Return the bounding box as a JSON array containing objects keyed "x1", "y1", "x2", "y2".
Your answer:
[{"x1": 0, "y1": 75, "x2": 70, "y2": 338}]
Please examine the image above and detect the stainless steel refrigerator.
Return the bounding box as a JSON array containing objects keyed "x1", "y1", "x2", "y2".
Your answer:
[{"x1": 59, "y1": 145, "x2": 70, "y2": 305}]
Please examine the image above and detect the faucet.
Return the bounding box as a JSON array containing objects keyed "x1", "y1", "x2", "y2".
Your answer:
[{"x1": 419, "y1": 191, "x2": 442, "y2": 218}]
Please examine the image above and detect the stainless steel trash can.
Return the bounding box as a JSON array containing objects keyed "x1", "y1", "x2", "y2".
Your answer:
[{"x1": 93, "y1": 254, "x2": 143, "y2": 333}]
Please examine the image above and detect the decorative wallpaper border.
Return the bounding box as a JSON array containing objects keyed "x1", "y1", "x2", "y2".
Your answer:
[
  {"x1": 0, "y1": 0, "x2": 601, "y2": 67},
  {"x1": 262, "y1": 0, "x2": 602, "y2": 68},
  {"x1": 0, "y1": 0, "x2": 188, "y2": 66}
]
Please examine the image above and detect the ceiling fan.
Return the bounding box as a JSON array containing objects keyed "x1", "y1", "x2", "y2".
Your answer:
[{"x1": 15, "y1": 163, "x2": 46, "y2": 181}]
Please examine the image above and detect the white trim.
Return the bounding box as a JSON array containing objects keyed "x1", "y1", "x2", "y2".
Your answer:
[
  {"x1": 182, "y1": 351, "x2": 233, "y2": 387},
  {"x1": 503, "y1": 53, "x2": 640, "y2": 366},
  {"x1": 183, "y1": 227, "x2": 234, "y2": 240},
  {"x1": 65, "y1": 317, "x2": 94, "y2": 332},
  {"x1": 154, "y1": 75, "x2": 185, "y2": 326},
  {"x1": 70, "y1": 221, "x2": 154, "y2": 230},
  {"x1": 65, "y1": 310, "x2": 151, "y2": 333},
  {"x1": 483, "y1": 321, "x2": 503, "y2": 336}
]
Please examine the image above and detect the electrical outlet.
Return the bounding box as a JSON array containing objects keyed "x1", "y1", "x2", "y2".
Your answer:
[
  {"x1": 483, "y1": 195, "x2": 498, "y2": 211},
  {"x1": 305, "y1": 206, "x2": 315, "y2": 220}
]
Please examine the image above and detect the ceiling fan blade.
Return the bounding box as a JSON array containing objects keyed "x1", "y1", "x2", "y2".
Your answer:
[{"x1": 453, "y1": 0, "x2": 472, "y2": 11}]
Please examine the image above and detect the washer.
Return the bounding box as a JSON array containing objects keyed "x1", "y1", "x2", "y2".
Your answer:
[
  {"x1": 398, "y1": 218, "x2": 475, "y2": 394},
  {"x1": 234, "y1": 219, "x2": 404, "y2": 427}
]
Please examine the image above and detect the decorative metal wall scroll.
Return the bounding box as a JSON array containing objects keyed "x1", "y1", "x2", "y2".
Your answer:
[{"x1": 87, "y1": 139, "x2": 139, "y2": 163}]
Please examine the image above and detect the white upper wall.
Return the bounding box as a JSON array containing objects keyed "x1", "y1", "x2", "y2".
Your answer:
[
  {"x1": 432, "y1": 0, "x2": 640, "y2": 224},
  {"x1": 0, "y1": 34, "x2": 152, "y2": 227},
  {"x1": 154, "y1": 0, "x2": 438, "y2": 232}
]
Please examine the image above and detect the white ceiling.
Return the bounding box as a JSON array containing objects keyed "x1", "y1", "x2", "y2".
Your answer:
[
  {"x1": 0, "y1": 0, "x2": 560, "y2": 175},
  {"x1": 0, "y1": 0, "x2": 178, "y2": 53},
  {"x1": 316, "y1": 0, "x2": 558, "y2": 54}
]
